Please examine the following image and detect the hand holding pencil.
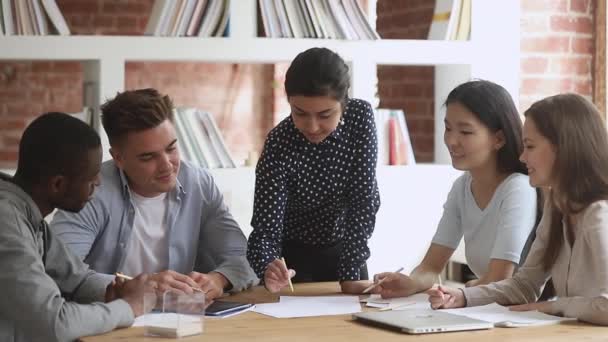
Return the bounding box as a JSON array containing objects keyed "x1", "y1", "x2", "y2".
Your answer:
[
  {"x1": 363, "y1": 267, "x2": 405, "y2": 294},
  {"x1": 263, "y1": 258, "x2": 296, "y2": 293}
]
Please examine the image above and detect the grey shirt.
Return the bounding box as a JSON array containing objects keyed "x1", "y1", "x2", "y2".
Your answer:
[
  {"x1": 0, "y1": 174, "x2": 133, "y2": 342},
  {"x1": 50, "y1": 160, "x2": 258, "y2": 292}
]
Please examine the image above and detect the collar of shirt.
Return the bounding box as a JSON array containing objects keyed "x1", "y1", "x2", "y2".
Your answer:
[{"x1": 117, "y1": 165, "x2": 186, "y2": 201}]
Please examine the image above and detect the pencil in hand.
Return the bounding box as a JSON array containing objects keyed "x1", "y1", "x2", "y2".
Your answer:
[
  {"x1": 362, "y1": 267, "x2": 405, "y2": 294},
  {"x1": 281, "y1": 257, "x2": 294, "y2": 292}
]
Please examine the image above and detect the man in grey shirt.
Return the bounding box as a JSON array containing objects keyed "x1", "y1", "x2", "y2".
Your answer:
[
  {"x1": 0, "y1": 113, "x2": 149, "y2": 342},
  {"x1": 51, "y1": 88, "x2": 258, "y2": 300}
]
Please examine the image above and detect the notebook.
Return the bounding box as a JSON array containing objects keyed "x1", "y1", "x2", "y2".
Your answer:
[{"x1": 353, "y1": 309, "x2": 494, "y2": 334}]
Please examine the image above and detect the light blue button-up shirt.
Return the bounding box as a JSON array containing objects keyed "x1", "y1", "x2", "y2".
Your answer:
[{"x1": 50, "y1": 160, "x2": 258, "y2": 292}]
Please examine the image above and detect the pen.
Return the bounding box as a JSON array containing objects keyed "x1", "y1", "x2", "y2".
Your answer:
[
  {"x1": 363, "y1": 267, "x2": 405, "y2": 294},
  {"x1": 115, "y1": 272, "x2": 204, "y2": 293}
]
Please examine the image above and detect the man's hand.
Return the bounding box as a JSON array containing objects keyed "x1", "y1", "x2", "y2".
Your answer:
[
  {"x1": 188, "y1": 271, "x2": 229, "y2": 300},
  {"x1": 149, "y1": 270, "x2": 202, "y2": 294},
  {"x1": 426, "y1": 286, "x2": 466, "y2": 309},
  {"x1": 108, "y1": 274, "x2": 154, "y2": 317},
  {"x1": 263, "y1": 259, "x2": 295, "y2": 293}
]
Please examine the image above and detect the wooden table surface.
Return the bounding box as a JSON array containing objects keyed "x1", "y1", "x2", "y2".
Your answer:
[{"x1": 81, "y1": 282, "x2": 607, "y2": 341}]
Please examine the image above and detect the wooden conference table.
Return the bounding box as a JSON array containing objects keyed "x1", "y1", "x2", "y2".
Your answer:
[{"x1": 81, "y1": 282, "x2": 607, "y2": 342}]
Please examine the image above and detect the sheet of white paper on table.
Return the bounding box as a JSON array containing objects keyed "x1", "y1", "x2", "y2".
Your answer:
[
  {"x1": 252, "y1": 296, "x2": 362, "y2": 318},
  {"x1": 362, "y1": 293, "x2": 431, "y2": 310},
  {"x1": 442, "y1": 303, "x2": 576, "y2": 327}
]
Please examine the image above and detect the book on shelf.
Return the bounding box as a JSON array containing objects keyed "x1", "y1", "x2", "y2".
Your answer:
[
  {"x1": 428, "y1": 0, "x2": 470, "y2": 41},
  {"x1": 0, "y1": 0, "x2": 70, "y2": 36},
  {"x1": 258, "y1": 0, "x2": 378, "y2": 40},
  {"x1": 145, "y1": 0, "x2": 230, "y2": 37},
  {"x1": 375, "y1": 109, "x2": 416, "y2": 166},
  {"x1": 174, "y1": 107, "x2": 237, "y2": 169}
]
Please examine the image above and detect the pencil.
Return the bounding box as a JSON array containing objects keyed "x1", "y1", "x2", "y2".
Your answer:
[
  {"x1": 362, "y1": 267, "x2": 405, "y2": 294},
  {"x1": 438, "y1": 274, "x2": 442, "y2": 287},
  {"x1": 281, "y1": 257, "x2": 294, "y2": 292},
  {"x1": 114, "y1": 272, "x2": 204, "y2": 293}
]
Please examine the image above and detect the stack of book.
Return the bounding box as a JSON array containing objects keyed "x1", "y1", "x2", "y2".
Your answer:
[
  {"x1": 1, "y1": 0, "x2": 70, "y2": 35},
  {"x1": 173, "y1": 107, "x2": 237, "y2": 169},
  {"x1": 145, "y1": 0, "x2": 230, "y2": 37},
  {"x1": 428, "y1": 0, "x2": 471, "y2": 41},
  {"x1": 258, "y1": 0, "x2": 379, "y2": 39},
  {"x1": 375, "y1": 109, "x2": 416, "y2": 166}
]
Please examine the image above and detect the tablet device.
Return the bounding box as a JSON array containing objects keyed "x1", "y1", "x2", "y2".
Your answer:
[{"x1": 205, "y1": 300, "x2": 254, "y2": 317}]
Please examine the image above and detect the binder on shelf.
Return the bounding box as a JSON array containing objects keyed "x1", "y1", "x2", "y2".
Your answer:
[
  {"x1": 40, "y1": 0, "x2": 70, "y2": 35},
  {"x1": 428, "y1": 0, "x2": 460, "y2": 40},
  {"x1": 1, "y1": 0, "x2": 13, "y2": 35},
  {"x1": 376, "y1": 109, "x2": 416, "y2": 166},
  {"x1": 455, "y1": 0, "x2": 471, "y2": 41},
  {"x1": 174, "y1": 107, "x2": 237, "y2": 169}
]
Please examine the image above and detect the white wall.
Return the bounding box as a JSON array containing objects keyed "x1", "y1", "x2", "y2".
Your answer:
[{"x1": 211, "y1": 165, "x2": 463, "y2": 277}]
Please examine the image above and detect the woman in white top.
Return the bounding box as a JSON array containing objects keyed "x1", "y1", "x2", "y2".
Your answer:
[
  {"x1": 375, "y1": 80, "x2": 538, "y2": 298},
  {"x1": 427, "y1": 94, "x2": 608, "y2": 325}
]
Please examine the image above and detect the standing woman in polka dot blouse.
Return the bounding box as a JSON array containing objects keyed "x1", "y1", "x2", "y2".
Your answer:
[{"x1": 246, "y1": 47, "x2": 381, "y2": 294}]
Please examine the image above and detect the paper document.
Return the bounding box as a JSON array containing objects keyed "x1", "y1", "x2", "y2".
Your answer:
[
  {"x1": 362, "y1": 293, "x2": 431, "y2": 310},
  {"x1": 443, "y1": 303, "x2": 576, "y2": 327},
  {"x1": 253, "y1": 296, "x2": 361, "y2": 318}
]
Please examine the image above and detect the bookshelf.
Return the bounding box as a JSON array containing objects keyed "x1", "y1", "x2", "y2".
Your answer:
[{"x1": 0, "y1": 0, "x2": 519, "y2": 272}]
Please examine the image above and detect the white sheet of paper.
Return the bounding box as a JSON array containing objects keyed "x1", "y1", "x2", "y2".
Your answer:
[
  {"x1": 363, "y1": 293, "x2": 431, "y2": 310},
  {"x1": 442, "y1": 303, "x2": 576, "y2": 327},
  {"x1": 252, "y1": 296, "x2": 361, "y2": 318}
]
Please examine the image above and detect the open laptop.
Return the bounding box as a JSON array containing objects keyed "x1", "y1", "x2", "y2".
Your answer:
[{"x1": 353, "y1": 309, "x2": 494, "y2": 334}]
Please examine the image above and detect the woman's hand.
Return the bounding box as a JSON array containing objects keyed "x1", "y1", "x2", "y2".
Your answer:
[
  {"x1": 426, "y1": 286, "x2": 466, "y2": 309},
  {"x1": 264, "y1": 259, "x2": 296, "y2": 293},
  {"x1": 374, "y1": 272, "x2": 418, "y2": 298}
]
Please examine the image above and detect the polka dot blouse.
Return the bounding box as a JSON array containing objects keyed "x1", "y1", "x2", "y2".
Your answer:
[{"x1": 247, "y1": 98, "x2": 381, "y2": 281}]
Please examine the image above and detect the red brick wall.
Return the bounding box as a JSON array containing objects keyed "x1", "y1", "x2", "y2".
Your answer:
[
  {"x1": 375, "y1": 0, "x2": 597, "y2": 163},
  {"x1": 376, "y1": 0, "x2": 435, "y2": 163},
  {"x1": 0, "y1": 0, "x2": 274, "y2": 167},
  {"x1": 519, "y1": 0, "x2": 595, "y2": 111}
]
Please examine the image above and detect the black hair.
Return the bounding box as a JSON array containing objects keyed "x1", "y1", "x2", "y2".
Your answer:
[
  {"x1": 16, "y1": 112, "x2": 101, "y2": 185},
  {"x1": 445, "y1": 79, "x2": 526, "y2": 175},
  {"x1": 284, "y1": 47, "x2": 350, "y2": 105}
]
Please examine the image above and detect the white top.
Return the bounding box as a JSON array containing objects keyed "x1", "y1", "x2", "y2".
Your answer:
[
  {"x1": 119, "y1": 190, "x2": 169, "y2": 276},
  {"x1": 432, "y1": 172, "x2": 537, "y2": 277}
]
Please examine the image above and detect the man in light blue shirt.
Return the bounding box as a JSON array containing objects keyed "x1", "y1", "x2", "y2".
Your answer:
[{"x1": 51, "y1": 89, "x2": 258, "y2": 300}]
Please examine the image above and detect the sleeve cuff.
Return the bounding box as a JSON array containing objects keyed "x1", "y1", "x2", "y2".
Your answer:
[{"x1": 106, "y1": 299, "x2": 135, "y2": 328}]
